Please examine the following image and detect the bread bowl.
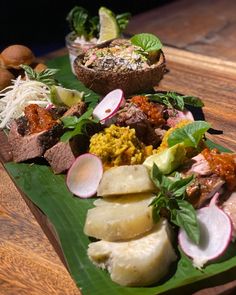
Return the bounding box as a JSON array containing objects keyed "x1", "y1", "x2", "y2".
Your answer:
[{"x1": 74, "y1": 39, "x2": 166, "y2": 95}]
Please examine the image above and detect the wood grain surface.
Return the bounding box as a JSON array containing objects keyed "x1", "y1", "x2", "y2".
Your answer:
[
  {"x1": 1, "y1": 45, "x2": 236, "y2": 294},
  {"x1": 1, "y1": 0, "x2": 236, "y2": 292},
  {"x1": 127, "y1": 0, "x2": 236, "y2": 62}
]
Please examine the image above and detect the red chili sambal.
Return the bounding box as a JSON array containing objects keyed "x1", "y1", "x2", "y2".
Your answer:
[
  {"x1": 24, "y1": 104, "x2": 57, "y2": 134},
  {"x1": 202, "y1": 148, "x2": 236, "y2": 191},
  {"x1": 131, "y1": 96, "x2": 165, "y2": 126}
]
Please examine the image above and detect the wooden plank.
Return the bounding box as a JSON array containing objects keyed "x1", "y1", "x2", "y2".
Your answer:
[
  {"x1": 127, "y1": 0, "x2": 236, "y2": 62},
  {"x1": 0, "y1": 161, "x2": 80, "y2": 295}
]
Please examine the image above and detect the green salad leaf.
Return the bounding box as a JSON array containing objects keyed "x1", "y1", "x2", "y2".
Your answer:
[
  {"x1": 131, "y1": 33, "x2": 163, "y2": 52},
  {"x1": 150, "y1": 164, "x2": 199, "y2": 244},
  {"x1": 168, "y1": 121, "x2": 211, "y2": 148},
  {"x1": 21, "y1": 64, "x2": 59, "y2": 86},
  {"x1": 147, "y1": 92, "x2": 204, "y2": 111},
  {"x1": 60, "y1": 108, "x2": 99, "y2": 142}
]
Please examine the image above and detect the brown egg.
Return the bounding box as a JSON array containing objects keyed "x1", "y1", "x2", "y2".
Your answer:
[
  {"x1": 0, "y1": 45, "x2": 35, "y2": 69},
  {"x1": 0, "y1": 68, "x2": 15, "y2": 90}
]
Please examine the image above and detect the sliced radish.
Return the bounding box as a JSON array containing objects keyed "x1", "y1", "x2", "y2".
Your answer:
[
  {"x1": 166, "y1": 108, "x2": 194, "y2": 127},
  {"x1": 93, "y1": 89, "x2": 124, "y2": 122},
  {"x1": 179, "y1": 192, "x2": 232, "y2": 269},
  {"x1": 66, "y1": 153, "x2": 103, "y2": 198}
]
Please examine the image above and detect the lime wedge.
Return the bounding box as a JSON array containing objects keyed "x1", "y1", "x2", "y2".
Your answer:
[
  {"x1": 98, "y1": 7, "x2": 119, "y2": 43},
  {"x1": 50, "y1": 85, "x2": 84, "y2": 107}
]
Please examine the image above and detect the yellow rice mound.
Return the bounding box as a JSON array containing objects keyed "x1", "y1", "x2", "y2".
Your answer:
[{"x1": 89, "y1": 124, "x2": 152, "y2": 168}]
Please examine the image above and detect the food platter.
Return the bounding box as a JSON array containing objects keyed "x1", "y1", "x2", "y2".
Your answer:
[{"x1": 1, "y1": 52, "x2": 236, "y2": 294}]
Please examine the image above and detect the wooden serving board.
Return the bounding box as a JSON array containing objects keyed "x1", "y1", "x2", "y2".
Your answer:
[{"x1": 0, "y1": 47, "x2": 236, "y2": 295}]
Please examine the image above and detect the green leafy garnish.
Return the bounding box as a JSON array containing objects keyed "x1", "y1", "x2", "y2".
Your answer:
[
  {"x1": 130, "y1": 33, "x2": 163, "y2": 53},
  {"x1": 21, "y1": 64, "x2": 59, "y2": 86},
  {"x1": 168, "y1": 121, "x2": 210, "y2": 149},
  {"x1": 150, "y1": 164, "x2": 200, "y2": 244},
  {"x1": 60, "y1": 108, "x2": 99, "y2": 142},
  {"x1": 116, "y1": 12, "x2": 131, "y2": 32},
  {"x1": 66, "y1": 6, "x2": 99, "y2": 39},
  {"x1": 147, "y1": 92, "x2": 204, "y2": 111}
]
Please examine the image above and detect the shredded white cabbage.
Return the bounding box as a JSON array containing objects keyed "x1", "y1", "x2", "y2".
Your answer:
[{"x1": 0, "y1": 76, "x2": 51, "y2": 129}]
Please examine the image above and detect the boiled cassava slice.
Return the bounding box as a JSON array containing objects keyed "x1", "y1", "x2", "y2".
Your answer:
[
  {"x1": 97, "y1": 165, "x2": 156, "y2": 197},
  {"x1": 84, "y1": 193, "x2": 154, "y2": 241},
  {"x1": 87, "y1": 219, "x2": 177, "y2": 286}
]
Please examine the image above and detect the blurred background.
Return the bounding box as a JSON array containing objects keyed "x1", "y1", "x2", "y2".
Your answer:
[{"x1": 0, "y1": 0, "x2": 174, "y2": 56}]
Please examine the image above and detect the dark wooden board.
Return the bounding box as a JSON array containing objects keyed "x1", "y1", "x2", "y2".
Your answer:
[
  {"x1": 127, "y1": 0, "x2": 236, "y2": 62},
  {"x1": 0, "y1": 46, "x2": 236, "y2": 294}
]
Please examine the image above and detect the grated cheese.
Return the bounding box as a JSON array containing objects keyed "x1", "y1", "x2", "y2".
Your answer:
[{"x1": 0, "y1": 76, "x2": 51, "y2": 129}]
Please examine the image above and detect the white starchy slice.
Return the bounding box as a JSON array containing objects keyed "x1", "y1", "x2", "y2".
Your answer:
[
  {"x1": 97, "y1": 165, "x2": 156, "y2": 197},
  {"x1": 84, "y1": 193, "x2": 154, "y2": 241},
  {"x1": 87, "y1": 219, "x2": 177, "y2": 287}
]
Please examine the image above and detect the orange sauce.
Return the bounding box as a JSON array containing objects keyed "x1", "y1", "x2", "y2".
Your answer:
[
  {"x1": 24, "y1": 104, "x2": 57, "y2": 134},
  {"x1": 202, "y1": 148, "x2": 236, "y2": 191},
  {"x1": 131, "y1": 96, "x2": 165, "y2": 126}
]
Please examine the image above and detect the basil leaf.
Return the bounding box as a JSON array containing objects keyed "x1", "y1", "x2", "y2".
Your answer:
[
  {"x1": 61, "y1": 116, "x2": 79, "y2": 128},
  {"x1": 183, "y1": 96, "x2": 204, "y2": 108},
  {"x1": 151, "y1": 163, "x2": 163, "y2": 188},
  {"x1": 147, "y1": 92, "x2": 204, "y2": 111},
  {"x1": 66, "y1": 6, "x2": 88, "y2": 36},
  {"x1": 131, "y1": 33, "x2": 163, "y2": 52},
  {"x1": 168, "y1": 121, "x2": 211, "y2": 148},
  {"x1": 172, "y1": 199, "x2": 200, "y2": 244},
  {"x1": 170, "y1": 174, "x2": 194, "y2": 197},
  {"x1": 60, "y1": 108, "x2": 98, "y2": 142}
]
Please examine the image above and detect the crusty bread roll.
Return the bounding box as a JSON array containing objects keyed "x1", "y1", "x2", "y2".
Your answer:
[
  {"x1": 0, "y1": 68, "x2": 14, "y2": 90},
  {"x1": 0, "y1": 45, "x2": 35, "y2": 69}
]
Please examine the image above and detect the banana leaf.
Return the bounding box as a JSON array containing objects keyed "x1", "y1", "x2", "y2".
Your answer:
[{"x1": 4, "y1": 55, "x2": 236, "y2": 294}]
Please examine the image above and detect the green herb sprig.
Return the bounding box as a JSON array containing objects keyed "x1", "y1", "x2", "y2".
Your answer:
[
  {"x1": 147, "y1": 92, "x2": 204, "y2": 111},
  {"x1": 66, "y1": 6, "x2": 99, "y2": 39},
  {"x1": 150, "y1": 164, "x2": 200, "y2": 244},
  {"x1": 60, "y1": 108, "x2": 99, "y2": 142},
  {"x1": 116, "y1": 12, "x2": 131, "y2": 32},
  {"x1": 168, "y1": 120, "x2": 211, "y2": 149},
  {"x1": 21, "y1": 64, "x2": 59, "y2": 86}
]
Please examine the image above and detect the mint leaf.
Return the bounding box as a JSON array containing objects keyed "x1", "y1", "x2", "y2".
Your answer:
[
  {"x1": 131, "y1": 33, "x2": 163, "y2": 52},
  {"x1": 168, "y1": 121, "x2": 211, "y2": 148},
  {"x1": 172, "y1": 199, "x2": 200, "y2": 244}
]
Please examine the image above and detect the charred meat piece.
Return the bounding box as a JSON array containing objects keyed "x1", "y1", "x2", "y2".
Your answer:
[
  {"x1": 182, "y1": 153, "x2": 212, "y2": 176},
  {"x1": 8, "y1": 120, "x2": 63, "y2": 162},
  {"x1": 48, "y1": 106, "x2": 68, "y2": 119},
  {"x1": 130, "y1": 96, "x2": 165, "y2": 127},
  {"x1": 186, "y1": 174, "x2": 224, "y2": 208},
  {"x1": 116, "y1": 102, "x2": 163, "y2": 148},
  {"x1": 44, "y1": 135, "x2": 89, "y2": 174},
  {"x1": 62, "y1": 102, "x2": 86, "y2": 118}
]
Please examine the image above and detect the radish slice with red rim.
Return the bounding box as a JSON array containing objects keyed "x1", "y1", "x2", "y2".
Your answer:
[
  {"x1": 179, "y1": 192, "x2": 232, "y2": 269},
  {"x1": 93, "y1": 89, "x2": 124, "y2": 122},
  {"x1": 66, "y1": 153, "x2": 103, "y2": 198}
]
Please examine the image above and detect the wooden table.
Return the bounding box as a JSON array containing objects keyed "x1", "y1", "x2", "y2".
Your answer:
[{"x1": 1, "y1": 0, "x2": 236, "y2": 294}]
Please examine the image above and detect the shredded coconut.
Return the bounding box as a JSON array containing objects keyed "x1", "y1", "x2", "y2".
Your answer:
[{"x1": 0, "y1": 76, "x2": 51, "y2": 129}]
